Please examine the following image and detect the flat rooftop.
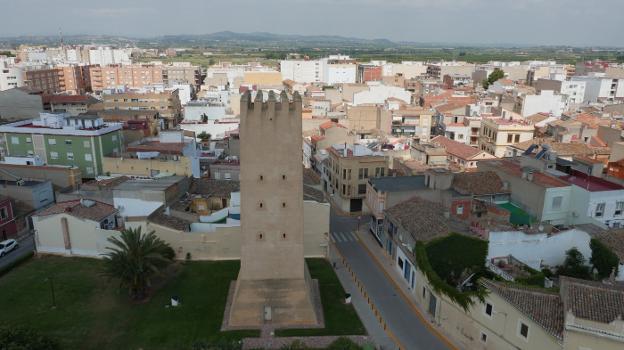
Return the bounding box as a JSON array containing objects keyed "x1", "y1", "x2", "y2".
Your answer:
[
  {"x1": 114, "y1": 176, "x2": 185, "y2": 192},
  {"x1": 369, "y1": 176, "x2": 426, "y2": 192},
  {"x1": 559, "y1": 172, "x2": 624, "y2": 192}
]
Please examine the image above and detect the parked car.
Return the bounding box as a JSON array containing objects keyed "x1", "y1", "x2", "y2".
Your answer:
[{"x1": 0, "y1": 239, "x2": 18, "y2": 257}]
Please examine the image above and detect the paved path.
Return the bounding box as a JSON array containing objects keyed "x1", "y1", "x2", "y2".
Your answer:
[
  {"x1": 330, "y1": 209, "x2": 451, "y2": 350},
  {"x1": 0, "y1": 234, "x2": 34, "y2": 271}
]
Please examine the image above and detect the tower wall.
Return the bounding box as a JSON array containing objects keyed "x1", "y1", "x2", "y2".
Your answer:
[{"x1": 238, "y1": 90, "x2": 305, "y2": 281}]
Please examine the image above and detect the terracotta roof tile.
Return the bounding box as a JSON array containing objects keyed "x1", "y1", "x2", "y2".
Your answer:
[
  {"x1": 431, "y1": 135, "x2": 481, "y2": 160},
  {"x1": 482, "y1": 280, "x2": 564, "y2": 339},
  {"x1": 385, "y1": 196, "x2": 448, "y2": 242},
  {"x1": 560, "y1": 276, "x2": 624, "y2": 324},
  {"x1": 36, "y1": 199, "x2": 116, "y2": 222},
  {"x1": 452, "y1": 171, "x2": 507, "y2": 195}
]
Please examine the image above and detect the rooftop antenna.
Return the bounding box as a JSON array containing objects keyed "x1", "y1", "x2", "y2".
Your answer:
[{"x1": 59, "y1": 27, "x2": 64, "y2": 48}]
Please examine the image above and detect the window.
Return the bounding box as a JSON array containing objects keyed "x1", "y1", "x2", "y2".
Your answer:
[
  {"x1": 595, "y1": 203, "x2": 606, "y2": 217},
  {"x1": 343, "y1": 169, "x2": 347, "y2": 180},
  {"x1": 65, "y1": 139, "x2": 72, "y2": 145},
  {"x1": 86, "y1": 167, "x2": 94, "y2": 174},
  {"x1": 515, "y1": 134, "x2": 520, "y2": 143},
  {"x1": 507, "y1": 134, "x2": 513, "y2": 143},
  {"x1": 456, "y1": 204, "x2": 464, "y2": 215},
  {"x1": 484, "y1": 303, "x2": 493, "y2": 317},
  {"x1": 518, "y1": 322, "x2": 529, "y2": 340},
  {"x1": 84, "y1": 154, "x2": 92, "y2": 162},
  {"x1": 616, "y1": 202, "x2": 624, "y2": 216},
  {"x1": 480, "y1": 332, "x2": 487, "y2": 343},
  {"x1": 50, "y1": 152, "x2": 59, "y2": 160},
  {"x1": 358, "y1": 184, "x2": 367, "y2": 194},
  {"x1": 552, "y1": 196, "x2": 563, "y2": 210},
  {"x1": 11, "y1": 136, "x2": 19, "y2": 145},
  {"x1": 67, "y1": 152, "x2": 74, "y2": 160},
  {"x1": 26, "y1": 137, "x2": 32, "y2": 143},
  {"x1": 0, "y1": 207, "x2": 7, "y2": 220},
  {"x1": 83, "y1": 140, "x2": 91, "y2": 148},
  {"x1": 422, "y1": 287, "x2": 426, "y2": 299}
]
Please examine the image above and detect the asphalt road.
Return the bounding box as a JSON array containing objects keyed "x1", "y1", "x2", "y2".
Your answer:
[
  {"x1": 0, "y1": 234, "x2": 34, "y2": 271},
  {"x1": 330, "y1": 209, "x2": 449, "y2": 350}
]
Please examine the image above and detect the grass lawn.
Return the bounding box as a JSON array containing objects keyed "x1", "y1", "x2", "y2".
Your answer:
[
  {"x1": 0, "y1": 256, "x2": 256, "y2": 349},
  {"x1": 275, "y1": 259, "x2": 366, "y2": 337}
]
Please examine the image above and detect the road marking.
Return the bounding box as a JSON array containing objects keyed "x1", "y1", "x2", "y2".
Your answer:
[
  {"x1": 333, "y1": 232, "x2": 343, "y2": 242},
  {"x1": 340, "y1": 232, "x2": 350, "y2": 242},
  {"x1": 330, "y1": 234, "x2": 336, "y2": 243}
]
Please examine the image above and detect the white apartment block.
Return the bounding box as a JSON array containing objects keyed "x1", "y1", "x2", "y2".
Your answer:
[
  {"x1": 88, "y1": 47, "x2": 131, "y2": 66},
  {"x1": 352, "y1": 84, "x2": 411, "y2": 106},
  {"x1": 0, "y1": 57, "x2": 24, "y2": 91},
  {"x1": 572, "y1": 75, "x2": 624, "y2": 103},
  {"x1": 560, "y1": 80, "x2": 586, "y2": 106},
  {"x1": 280, "y1": 57, "x2": 357, "y2": 84},
  {"x1": 515, "y1": 90, "x2": 566, "y2": 117}
]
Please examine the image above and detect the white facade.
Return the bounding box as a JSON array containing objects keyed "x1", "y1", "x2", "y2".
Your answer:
[
  {"x1": 89, "y1": 47, "x2": 131, "y2": 65},
  {"x1": 560, "y1": 81, "x2": 586, "y2": 106},
  {"x1": 488, "y1": 229, "x2": 592, "y2": 271},
  {"x1": 279, "y1": 58, "x2": 356, "y2": 85},
  {"x1": 352, "y1": 84, "x2": 411, "y2": 106},
  {"x1": 572, "y1": 75, "x2": 624, "y2": 103},
  {"x1": 0, "y1": 57, "x2": 24, "y2": 91},
  {"x1": 324, "y1": 63, "x2": 356, "y2": 84},
  {"x1": 382, "y1": 61, "x2": 427, "y2": 79},
  {"x1": 280, "y1": 60, "x2": 321, "y2": 83},
  {"x1": 519, "y1": 90, "x2": 566, "y2": 117},
  {"x1": 568, "y1": 185, "x2": 624, "y2": 228}
]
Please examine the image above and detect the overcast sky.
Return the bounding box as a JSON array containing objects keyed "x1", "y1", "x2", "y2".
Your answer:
[{"x1": 1, "y1": 0, "x2": 623, "y2": 46}]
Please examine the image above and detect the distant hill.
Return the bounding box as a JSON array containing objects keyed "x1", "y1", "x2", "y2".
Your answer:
[{"x1": 0, "y1": 31, "x2": 433, "y2": 49}]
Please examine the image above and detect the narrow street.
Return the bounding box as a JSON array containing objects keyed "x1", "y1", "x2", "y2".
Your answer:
[
  {"x1": 0, "y1": 234, "x2": 34, "y2": 271},
  {"x1": 330, "y1": 208, "x2": 450, "y2": 350}
]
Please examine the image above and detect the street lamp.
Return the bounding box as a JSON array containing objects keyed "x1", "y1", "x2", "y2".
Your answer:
[{"x1": 45, "y1": 277, "x2": 56, "y2": 309}]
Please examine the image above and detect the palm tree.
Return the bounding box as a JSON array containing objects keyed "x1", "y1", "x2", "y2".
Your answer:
[{"x1": 103, "y1": 227, "x2": 175, "y2": 300}]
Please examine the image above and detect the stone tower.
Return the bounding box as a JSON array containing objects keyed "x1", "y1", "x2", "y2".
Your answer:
[{"x1": 226, "y1": 90, "x2": 319, "y2": 328}]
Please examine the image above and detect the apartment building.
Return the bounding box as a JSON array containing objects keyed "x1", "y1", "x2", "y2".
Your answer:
[
  {"x1": 0, "y1": 57, "x2": 24, "y2": 91},
  {"x1": 88, "y1": 64, "x2": 163, "y2": 91},
  {"x1": 42, "y1": 94, "x2": 100, "y2": 116},
  {"x1": 101, "y1": 90, "x2": 182, "y2": 128},
  {"x1": 0, "y1": 112, "x2": 122, "y2": 177},
  {"x1": 391, "y1": 107, "x2": 433, "y2": 140},
  {"x1": 323, "y1": 143, "x2": 388, "y2": 213},
  {"x1": 478, "y1": 117, "x2": 535, "y2": 157},
  {"x1": 88, "y1": 63, "x2": 201, "y2": 91},
  {"x1": 346, "y1": 105, "x2": 392, "y2": 135},
  {"x1": 25, "y1": 66, "x2": 88, "y2": 94},
  {"x1": 513, "y1": 90, "x2": 566, "y2": 117}
]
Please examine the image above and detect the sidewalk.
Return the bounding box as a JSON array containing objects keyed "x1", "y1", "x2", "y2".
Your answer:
[
  {"x1": 329, "y1": 244, "x2": 397, "y2": 350},
  {"x1": 354, "y1": 227, "x2": 460, "y2": 350}
]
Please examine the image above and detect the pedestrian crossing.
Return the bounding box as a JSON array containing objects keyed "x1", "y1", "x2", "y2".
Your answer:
[{"x1": 330, "y1": 231, "x2": 359, "y2": 243}]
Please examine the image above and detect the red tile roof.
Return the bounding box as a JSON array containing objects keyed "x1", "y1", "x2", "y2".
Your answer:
[
  {"x1": 36, "y1": 199, "x2": 116, "y2": 222},
  {"x1": 431, "y1": 135, "x2": 481, "y2": 160},
  {"x1": 319, "y1": 121, "x2": 346, "y2": 130}
]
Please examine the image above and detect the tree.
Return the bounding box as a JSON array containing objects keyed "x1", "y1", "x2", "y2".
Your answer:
[
  {"x1": 197, "y1": 131, "x2": 211, "y2": 142},
  {"x1": 103, "y1": 227, "x2": 175, "y2": 300},
  {"x1": 482, "y1": 68, "x2": 505, "y2": 89},
  {"x1": 0, "y1": 325, "x2": 60, "y2": 350},
  {"x1": 590, "y1": 238, "x2": 620, "y2": 279},
  {"x1": 557, "y1": 247, "x2": 591, "y2": 279}
]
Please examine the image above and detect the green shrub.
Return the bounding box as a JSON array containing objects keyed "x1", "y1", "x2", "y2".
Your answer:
[
  {"x1": 0, "y1": 325, "x2": 60, "y2": 350},
  {"x1": 590, "y1": 239, "x2": 619, "y2": 279}
]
